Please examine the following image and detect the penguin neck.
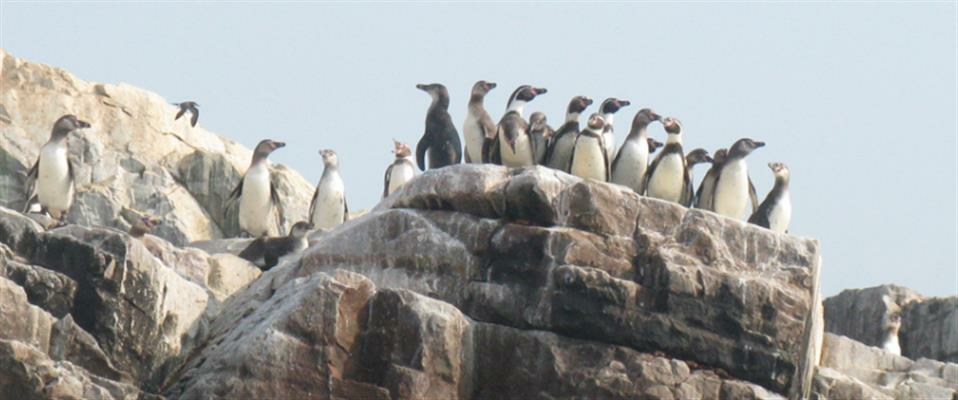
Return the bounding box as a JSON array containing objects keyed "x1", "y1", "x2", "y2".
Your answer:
[
  {"x1": 429, "y1": 93, "x2": 450, "y2": 112},
  {"x1": 666, "y1": 133, "x2": 683, "y2": 146},
  {"x1": 250, "y1": 156, "x2": 269, "y2": 169},
  {"x1": 602, "y1": 113, "x2": 614, "y2": 126},
  {"x1": 469, "y1": 93, "x2": 487, "y2": 107},
  {"x1": 626, "y1": 123, "x2": 650, "y2": 141},
  {"x1": 579, "y1": 128, "x2": 602, "y2": 138},
  {"x1": 322, "y1": 163, "x2": 340, "y2": 178},
  {"x1": 48, "y1": 130, "x2": 70, "y2": 144},
  {"x1": 773, "y1": 174, "x2": 790, "y2": 192},
  {"x1": 565, "y1": 111, "x2": 580, "y2": 124},
  {"x1": 507, "y1": 99, "x2": 527, "y2": 115}
]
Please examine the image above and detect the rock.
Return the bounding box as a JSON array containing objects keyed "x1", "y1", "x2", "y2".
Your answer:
[
  {"x1": 205, "y1": 253, "x2": 261, "y2": 302},
  {"x1": 824, "y1": 284, "x2": 957, "y2": 363},
  {"x1": 814, "y1": 333, "x2": 958, "y2": 399},
  {"x1": 314, "y1": 165, "x2": 824, "y2": 395},
  {"x1": 0, "y1": 49, "x2": 314, "y2": 244},
  {"x1": 0, "y1": 339, "x2": 158, "y2": 400},
  {"x1": 0, "y1": 276, "x2": 57, "y2": 353},
  {"x1": 1, "y1": 243, "x2": 76, "y2": 317}
]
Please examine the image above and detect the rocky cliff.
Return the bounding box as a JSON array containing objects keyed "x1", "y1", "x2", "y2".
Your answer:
[{"x1": 1, "y1": 50, "x2": 955, "y2": 399}]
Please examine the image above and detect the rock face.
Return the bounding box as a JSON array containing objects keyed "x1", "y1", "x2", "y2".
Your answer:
[
  {"x1": 0, "y1": 49, "x2": 314, "y2": 243},
  {"x1": 824, "y1": 284, "x2": 958, "y2": 363},
  {"x1": 2, "y1": 50, "x2": 953, "y2": 400}
]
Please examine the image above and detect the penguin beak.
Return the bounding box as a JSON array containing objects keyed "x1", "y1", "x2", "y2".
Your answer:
[
  {"x1": 704, "y1": 155, "x2": 714, "y2": 163},
  {"x1": 415, "y1": 84, "x2": 427, "y2": 91},
  {"x1": 77, "y1": 120, "x2": 91, "y2": 129},
  {"x1": 487, "y1": 82, "x2": 497, "y2": 90},
  {"x1": 584, "y1": 98, "x2": 593, "y2": 106},
  {"x1": 619, "y1": 100, "x2": 631, "y2": 107},
  {"x1": 306, "y1": 223, "x2": 315, "y2": 230},
  {"x1": 754, "y1": 141, "x2": 766, "y2": 148},
  {"x1": 533, "y1": 87, "x2": 547, "y2": 95},
  {"x1": 275, "y1": 142, "x2": 286, "y2": 148},
  {"x1": 651, "y1": 112, "x2": 662, "y2": 121}
]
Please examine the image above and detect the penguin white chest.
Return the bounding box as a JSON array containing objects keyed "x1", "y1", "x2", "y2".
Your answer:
[
  {"x1": 647, "y1": 153, "x2": 684, "y2": 203},
  {"x1": 312, "y1": 173, "x2": 345, "y2": 229},
  {"x1": 463, "y1": 113, "x2": 484, "y2": 163},
  {"x1": 387, "y1": 161, "x2": 416, "y2": 196},
  {"x1": 714, "y1": 159, "x2": 749, "y2": 219},
  {"x1": 882, "y1": 333, "x2": 901, "y2": 355},
  {"x1": 602, "y1": 131, "x2": 616, "y2": 160},
  {"x1": 238, "y1": 164, "x2": 273, "y2": 236},
  {"x1": 36, "y1": 143, "x2": 74, "y2": 214},
  {"x1": 499, "y1": 133, "x2": 534, "y2": 167},
  {"x1": 610, "y1": 140, "x2": 649, "y2": 192},
  {"x1": 768, "y1": 190, "x2": 791, "y2": 234},
  {"x1": 570, "y1": 136, "x2": 607, "y2": 181}
]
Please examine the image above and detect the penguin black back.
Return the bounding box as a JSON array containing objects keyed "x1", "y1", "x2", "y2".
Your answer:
[{"x1": 415, "y1": 83, "x2": 462, "y2": 170}]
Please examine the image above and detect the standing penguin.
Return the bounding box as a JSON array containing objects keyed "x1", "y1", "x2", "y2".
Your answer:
[
  {"x1": 528, "y1": 112, "x2": 554, "y2": 165},
  {"x1": 683, "y1": 149, "x2": 713, "y2": 207},
  {"x1": 568, "y1": 114, "x2": 610, "y2": 181},
  {"x1": 23, "y1": 115, "x2": 91, "y2": 223},
  {"x1": 383, "y1": 140, "x2": 417, "y2": 198},
  {"x1": 226, "y1": 139, "x2": 285, "y2": 237},
  {"x1": 486, "y1": 85, "x2": 547, "y2": 167},
  {"x1": 544, "y1": 96, "x2": 593, "y2": 171},
  {"x1": 239, "y1": 221, "x2": 314, "y2": 271},
  {"x1": 643, "y1": 117, "x2": 693, "y2": 205},
  {"x1": 310, "y1": 149, "x2": 349, "y2": 230},
  {"x1": 748, "y1": 162, "x2": 791, "y2": 233},
  {"x1": 610, "y1": 108, "x2": 661, "y2": 193},
  {"x1": 415, "y1": 83, "x2": 461, "y2": 170},
  {"x1": 597, "y1": 97, "x2": 631, "y2": 160},
  {"x1": 463, "y1": 80, "x2": 497, "y2": 163},
  {"x1": 712, "y1": 138, "x2": 765, "y2": 219},
  {"x1": 694, "y1": 148, "x2": 727, "y2": 210},
  {"x1": 879, "y1": 298, "x2": 903, "y2": 356}
]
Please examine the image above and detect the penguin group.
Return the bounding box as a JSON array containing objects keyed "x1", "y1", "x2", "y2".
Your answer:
[{"x1": 21, "y1": 82, "x2": 793, "y2": 272}]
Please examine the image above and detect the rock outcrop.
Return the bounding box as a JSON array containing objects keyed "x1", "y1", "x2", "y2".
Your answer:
[
  {"x1": 0, "y1": 49, "x2": 314, "y2": 243},
  {"x1": 2, "y1": 50, "x2": 955, "y2": 400},
  {"x1": 824, "y1": 284, "x2": 958, "y2": 363}
]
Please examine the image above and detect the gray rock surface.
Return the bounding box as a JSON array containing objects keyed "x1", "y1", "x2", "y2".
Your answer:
[{"x1": 824, "y1": 284, "x2": 958, "y2": 363}]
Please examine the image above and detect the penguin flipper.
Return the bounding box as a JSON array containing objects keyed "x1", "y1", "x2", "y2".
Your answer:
[
  {"x1": 190, "y1": 109, "x2": 199, "y2": 127},
  {"x1": 22, "y1": 158, "x2": 39, "y2": 212},
  {"x1": 748, "y1": 177, "x2": 759, "y2": 213},
  {"x1": 747, "y1": 204, "x2": 771, "y2": 229},
  {"x1": 382, "y1": 164, "x2": 393, "y2": 198},
  {"x1": 270, "y1": 179, "x2": 283, "y2": 233},
  {"x1": 175, "y1": 108, "x2": 186, "y2": 121},
  {"x1": 600, "y1": 136, "x2": 611, "y2": 181},
  {"x1": 487, "y1": 131, "x2": 502, "y2": 165},
  {"x1": 643, "y1": 151, "x2": 666, "y2": 196},
  {"x1": 225, "y1": 178, "x2": 243, "y2": 217},
  {"x1": 415, "y1": 133, "x2": 429, "y2": 171},
  {"x1": 680, "y1": 166, "x2": 694, "y2": 207},
  {"x1": 342, "y1": 197, "x2": 349, "y2": 223},
  {"x1": 308, "y1": 185, "x2": 320, "y2": 223},
  {"x1": 464, "y1": 151, "x2": 471, "y2": 164}
]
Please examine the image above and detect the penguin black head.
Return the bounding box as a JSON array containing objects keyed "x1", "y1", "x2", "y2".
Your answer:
[
  {"x1": 728, "y1": 138, "x2": 765, "y2": 159},
  {"x1": 662, "y1": 117, "x2": 683, "y2": 135},
  {"x1": 599, "y1": 98, "x2": 631, "y2": 115},
  {"x1": 416, "y1": 83, "x2": 449, "y2": 100},
  {"x1": 253, "y1": 139, "x2": 286, "y2": 162},
  {"x1": 768, "y1": 162, "x2": 790, "y2": 181},
  {"x1": 685, "y1": 148, "x2": 713, "y2": 167},
  {"x1": 320, "y1": 149, "x2": 340, "y2": 168},
  {"x1": 471, "y1": 81, "x2": 497, "y2": 97},
  {"x1": 51, "y1": 114, "x2": 91, "y2": 140},
  {"x1": 647, "y1": 137, "x2": 664, "y2": 154},
  {"x1": 289, "y1": 221, "x2": 315, "y2": 238},
  {"x1": 507, "y1": 85, "x2": 547, "y2": 111},
  {"x1": 567, "y1": 96, "x2": 593, "y2": 116},
  {"x1": 586, "y1": 113, "x2": 606, "y2": 131},
  {"x1": 392, "y1": 140, "x2": 412, "y2": 158},
  {"x1": 711, "y1": 148, "x2": 728, "y2": 165},
  {"x1": 630, "y1": 108, "x2": 661, "y2": 131}
]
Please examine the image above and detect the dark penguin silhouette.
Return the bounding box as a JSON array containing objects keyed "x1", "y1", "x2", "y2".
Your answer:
[
  {"x1": 415, "y1": 83, "x2": 461, "y2": 170},
  {"x1": 694, "y1": 148, "x2": 727, "y2": 210},
  {"x1": 544, "y1": 95, "x2": 593, "y2": 171},
  {"x1": 748, "y1": 162, "x2": 791, "y2": 233},
  {"x1": 174, "y1": 101, "x2": 200, "y2": 127},
  {"x1": 239, "y1": 221, "x2": 314, "y2": 271},
  {"x1": 683, "y1": 148, "x2": 713, "y2": 208}
]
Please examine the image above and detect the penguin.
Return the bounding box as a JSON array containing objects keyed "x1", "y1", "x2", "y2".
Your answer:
[
  {"x1": 568, "y1": 114, "x2": 610, "y2": 181},
  {"x1": 415, "y1": 83, "x2": 462, "y2": 170},
  {"x1": 643, "y1": 117, "x2": 694, "y2": 205},
  {"x1": 648, "y1": 138, "x2": 664, "y2": 154},
  {"x1": 544, "y1": 96, "x2": 593, "y2": 171},
  {"x1": 748, "y1": 162, "x2": 791, "y2": 234},
  {"x1": 528, "y1": 112, "x2": 554, "y2": 165},
  {"x1": 226, "y1": 139, "x2": 285, "y2": 237},
  {"x1": 486, "y1": 85, "x2": 547, "y2": 167},
  {"x1": 597, "y1": 97, "x2": 631, "y2": 160},
  {"x1": 239, "y1": 221, "x2": 314, "y2": 271},
  {"x1": 128, "y1": 215, "x2": 160, "y2": 239},
  {"x1": 383, "y1": 140, "x2": 417, "y2": 198},
  {"x1": 712, "y1": 138, "x2": 765, "y2": 219},
  {"x1": 610, "y1": 108, "x2": 661, "y2": 193},
  {"x1": 879, "y1": 298, "x2": 903, "y2": 355},
  {"x1": 173, "y1": 101, "x2": 199, "y2": 127},
  {"x1": 462, "y1": 80, "x2": 497, "y2": 164},
  {"x1": 683, "y1": 148, "x2": 713, "y2": 208},
  {"x1": 310, "y1": 149, "x2": 349, "y2": 230},
  {"x1": 694, "y1": 148, "x2": 727, "y2": 210},
  {"x1": 22, "y1": 115, "x2": 90, "y2": 222}
]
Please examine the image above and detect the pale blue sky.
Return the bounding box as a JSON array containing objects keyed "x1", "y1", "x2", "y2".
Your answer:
[{"x1": 2, "y1": 2, "x2": 956, "y2": 297}]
